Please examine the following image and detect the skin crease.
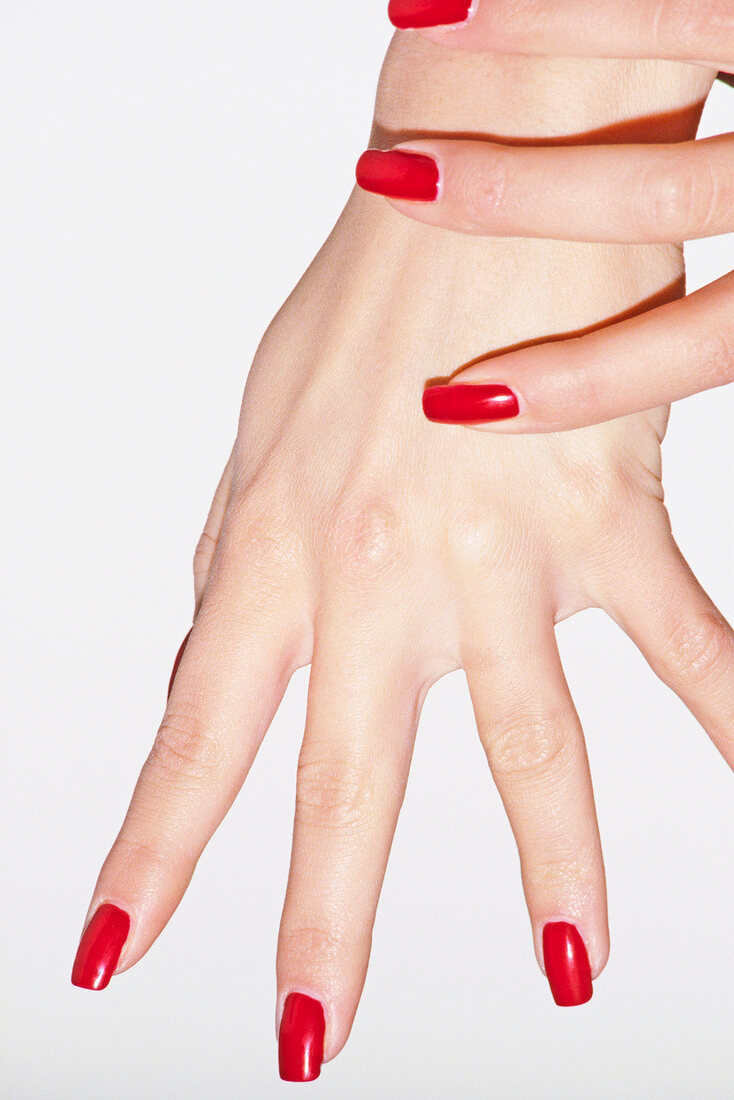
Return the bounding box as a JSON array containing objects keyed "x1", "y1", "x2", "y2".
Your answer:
[{"x1": 77, "y1": 36, "x2": 734, "y2": 1070}]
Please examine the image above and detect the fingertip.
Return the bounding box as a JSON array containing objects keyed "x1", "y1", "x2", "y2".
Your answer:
[
  {"x1": 71, "y1": 903, "x2": 131, "y2": 990},
  {"x1": 387, "y1": 0, "x2": 473, "y2": 31},
  {"x1": 278, "y1": 992, "x2": 326, "y2": 1082},
  {"x1": 355, "y1": 148, "x2": 439, "y2": 202},
  {"x1": 422, "y1": 382, "x2": 520, "y2": 424},
  {"x1": 541, "y1": 922, "x2": 595, "y2": 1007}
]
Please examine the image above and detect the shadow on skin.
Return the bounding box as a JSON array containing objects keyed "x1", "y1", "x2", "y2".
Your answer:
[
  {"x1": 371, "y1": 100, "x2": 710, "y2": 149},
  {"x1": 431, "y1": 276, "x2": 686, "y2": 386},
  {"x1": 371, "y1": 103, "x2": 699, "y2": 387}
]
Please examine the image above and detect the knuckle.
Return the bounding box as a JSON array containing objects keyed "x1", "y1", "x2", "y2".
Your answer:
[
  {"x1": 295, "y1": 757, "x2": 373, "y2": 831},
  {"x1": 447, "y1": 510, "x2": 506, "y2": 574},
  {"x1": 535, "y1": 355, "x2": 603, "y2": 429},
  {"x1": 327, "y1": 494, "x2": 404, "y2": 583},
  {"x1": 644, "y1": 166, "x2": 694, "y2": 237},
  {"x1": 523, "y1": 849, "x2": 600, "y2": 898},
  {"x1": 568, "y1": 361, "x2": 603, "y2": 411},
  {"x1": 459, "y1": 150, "x2": 511, "y2": 231},
  {"x1": 219, "y1": 486, "x2": 298, "y2": 581},
  {"x1": 487, "y1": 711, "x2": 571, "y2": 783},
  {"x1": 642, "y1": 159, "x2": 716, "y2": 238},
  {"x1": 228, "y1": 511, "x2": 284, "y2": 568},
  {"x1": 587, "y1": 472, "x2": 639, "y2": 543},
  {"x1": 147, "y1": 706, "x2": 226, "y2": 786},
  {"x1": 651, "y1": 0, "x2": 728, "y2": 53},
  {"x1": 694, "y1": 327, "x2": 734, "y2": 388},
  {"x1": 688, "y1": 153, "x2": 734, "y2": 238},
  {"x1": 551, "y1": 458, "x2": 635, "y2": 546},
  {"x1": 112, "y1": 832, "x2": 178, "y2": 878},
  {"x1": 278, "y1": 924, "x2": 349, "y2": 974},
  {"x1": 659, "y1": 611, "x2": 734, "y2": 687}
]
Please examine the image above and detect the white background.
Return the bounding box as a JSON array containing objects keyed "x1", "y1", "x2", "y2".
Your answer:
[{"x1": 2, "y1": 3, "x2": 733, "y2": 1096}]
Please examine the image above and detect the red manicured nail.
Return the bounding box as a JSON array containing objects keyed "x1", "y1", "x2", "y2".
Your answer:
[
  {"x1": 278, "y1": 993, "x2": 325, "y2": 1082},
  {"x1": 71, "y1": 904, "x2": 130, "y2": 990},
  {"x1": 542, "y1": 922, "x2": 593, "y2": 1006},
  {"x1": 167, "y1": 627, "x2": 192, "y2": 700},
  {"x1": 422, "y1": 383, "x2": 519, "y2": 423},
  {"x1": 356, "y1": 150, "x2": 439, "y2": 202},
  {"x1": 388, "y1": 0, "x2": 472, "y2": 29}
]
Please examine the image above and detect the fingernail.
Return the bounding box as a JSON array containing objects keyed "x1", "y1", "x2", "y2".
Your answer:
[
  {"x1": 388, "y1": 0, "x2": 473, "y2": 30},
  {"x1": 167, "y1": 627, "x2": 192, "y2": 700},
  {"x1": 422, "y1": 383, "x2": 520, "y2": 423},
  {"x1": 542, "y1": 922, "x2": 593, "y2": 1006},
  {"x1": 71, "y1": 904, "x2": 130, "y2": 990},
  {"x1": 356, "y1": 149, "x2": 439, "y2": 202},
  {"x1": 278, "y1": 993, "x2": 326, "y2": 1082}
]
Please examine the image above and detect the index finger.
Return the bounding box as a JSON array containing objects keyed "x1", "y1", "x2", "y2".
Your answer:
[
  {"x1": 388, "y1": 0, "x2": 732, "y2": 71},
  {"x1": 71, "y1": 512, "x2": 310, "y2": 989}
]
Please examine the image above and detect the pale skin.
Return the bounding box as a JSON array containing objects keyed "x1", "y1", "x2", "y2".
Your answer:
[
  {"x1": 76, "y1": 37, "x2": 734, "y2": 1066},
  {"x1": 378, "y1": 0, "x2": 733, "y2": 430}
]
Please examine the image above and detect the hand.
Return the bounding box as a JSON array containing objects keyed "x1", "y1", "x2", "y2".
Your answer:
[
  {"x1": 71, "y1": 39, "x2": 732, "y2": 1080},
  {"x1": 354, "y1": 1, "x2": 734, "y2": 431},
  {"x1": 387, "y1": 0, "x2": 731, "y2": 70}
]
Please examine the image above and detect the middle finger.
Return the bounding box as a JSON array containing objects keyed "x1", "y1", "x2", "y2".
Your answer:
[
  {"x1": 357, "y1": 133, "x2": 734, "y2": 243},
  {"x1": 276, "y1": 596, "x2": 426, "y2": 1079},
  {"x1": 461, "y1": 584, "x2": 607, "y2": 1005}
]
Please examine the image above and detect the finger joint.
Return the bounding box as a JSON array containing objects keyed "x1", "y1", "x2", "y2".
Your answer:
[
  {"x1": 651, "y1": 0, "x2": 730, "y2": 55},
  {"x1": 295, "y1": 757, "x2": 374, "y2": 832},
  {"x1": 659, "y1": 610, "x2": 734, "y2": 689},
  {"x1": 327, "y1": 494, "x2": 404, "y2": 586},
  {"x1": 147, "y1": 708, "x2": 226, "y2": 787},
  {"x1": 486, "y1": 711, "x2": 573, "y2": 785},
  {"x1": 459, "y1": 150, "x2": 512, "y2": 232},
  {"x1": 278, "y1": 924, "x2": 352, "y2": 981}
]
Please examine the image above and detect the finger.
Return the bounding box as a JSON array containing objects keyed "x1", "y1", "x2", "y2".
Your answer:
[
  {"x1": 462, "y1": 589, "x2": 607, "y2": 1005},
  {"x1": 601, "y1": 520, "x2": 734, "y2": 771},
  {"x1": 165, "y1": 451, "x2": 236, "y2": 706},
  {"x1": 356, "y1": 135, "x2": 734, "y2": 242},
  {"x1": 71, "y1": 508, "x2": 310, "y2": 989},
  {"x1": 388, "y1": 0, "x2": 732, "y2": 70},
  {"x1": 193, "y1": 447, "x2": 235, "y2": 614},
  {"x1": 276, "y1": 606, "x2": 420, "y2": 1077},
  {"x1": 420, "y1": 269, "x2": 734, "y2": 433}
]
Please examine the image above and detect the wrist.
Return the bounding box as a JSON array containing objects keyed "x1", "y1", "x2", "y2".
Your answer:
[{"x1": 372, "y1": 33, "x2": 714, "y2": 146}]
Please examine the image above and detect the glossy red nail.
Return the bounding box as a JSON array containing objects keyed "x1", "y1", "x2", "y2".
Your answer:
[
  {"x1": 542, "y1": 922, "x2": 593, "y2": 1006},
  {"x1": 422, "y1": 383, "x2": 519, "y2": 423},
  {"x1": 388, "y1": 0, "x2": 472, "y2": 29},
  {"x1": 278, "y1": 993, "x2": 325, "y2": 1082},
  {"x1": 71, "y1": 904, "x2": 130, "y2": 990},
  {"x1": 356, "y1": 150, "x2": 439, "y2": 202},
  {"x1": 167, "y1": 627, "x2": 192, "y2": 700}
]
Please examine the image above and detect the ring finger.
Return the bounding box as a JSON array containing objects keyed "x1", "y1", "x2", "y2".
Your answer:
[
  {"x1": 462, "y1": 583, "x2": 607, "y2": 1005},
  {"x1": 276, "y1": 597, "x2": 426, "y2": 1080}
]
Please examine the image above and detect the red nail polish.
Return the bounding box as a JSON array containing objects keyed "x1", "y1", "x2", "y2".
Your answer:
[
  {"x1": 278, "y1": 993, "x2": 325, "y2": 1082},
  {"x1": 542, "y1": 922, "x2": 593, "y2": 1006},
  {"x1": 167, "y1": 628, "x2": 192, "y2": 700},
  {"x1": 356, "y1": 150, "x2": 439, "y2": 202},
  {"x1": 422, "y1": 383, "x2": 519, "y2": 423},
  {"x1": 71, "y1": 904, "x2": 130, "y2": 990},
  {"x1": 388, "y1": 0, "x2": 472, "y2": 29}
]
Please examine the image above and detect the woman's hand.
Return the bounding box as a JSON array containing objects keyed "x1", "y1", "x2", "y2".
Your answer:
[
  {"x1": 71, "y1": 38, "x2": 731, "y2": 1081},
  {"x1": 354, "y1": 1, "x2": 734, "y2": 432},
  {"x1": 387, "y1": 0, "x2": 731, "y2": 69}
]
